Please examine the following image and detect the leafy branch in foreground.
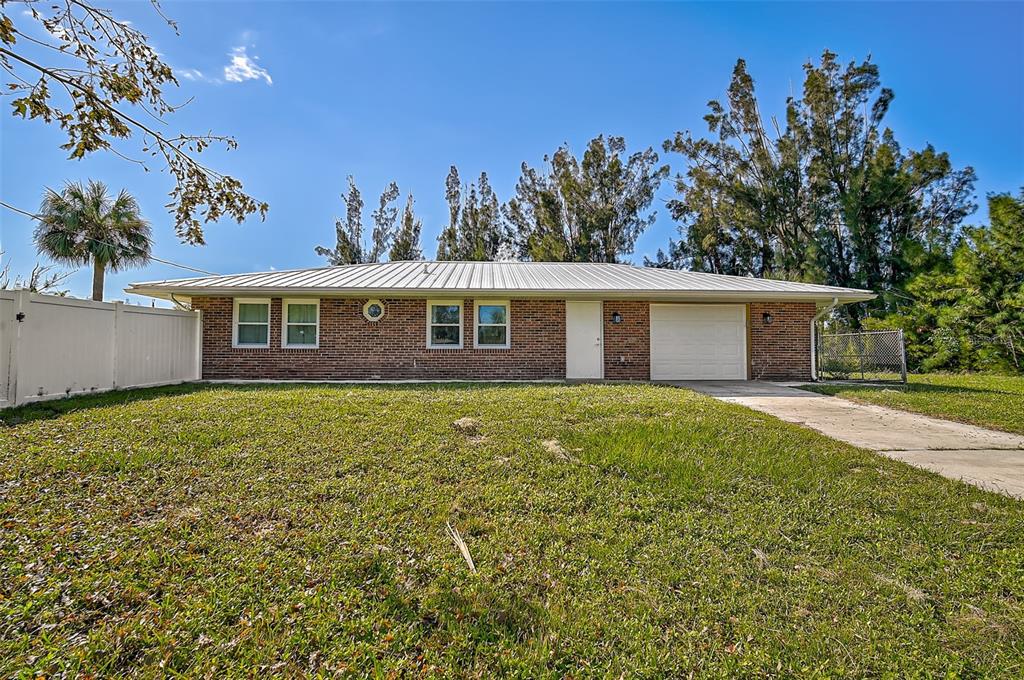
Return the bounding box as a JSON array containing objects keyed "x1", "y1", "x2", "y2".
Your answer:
[{"x1": 0, "y1": 0, "x2": 267, "y2": 244}]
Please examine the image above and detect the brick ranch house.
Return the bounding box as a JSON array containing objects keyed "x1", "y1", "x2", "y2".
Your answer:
[{"x1": 127, "y1": 261, "x2": 874, "y2": 382}]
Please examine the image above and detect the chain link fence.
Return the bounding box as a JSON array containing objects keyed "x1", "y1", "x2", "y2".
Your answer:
[{"x1": 816, "y1": 329, "x2": 907, "y2": 382}]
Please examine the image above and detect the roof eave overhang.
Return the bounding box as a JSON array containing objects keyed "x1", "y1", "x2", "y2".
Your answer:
[{"x1": 126, "y1": 285, "x2": 876, "y2": 305}]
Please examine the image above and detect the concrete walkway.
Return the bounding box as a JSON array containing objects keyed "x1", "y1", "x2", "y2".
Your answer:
[{"x1": 674, "y1": 381, "x2": 1024, "y2": 499}]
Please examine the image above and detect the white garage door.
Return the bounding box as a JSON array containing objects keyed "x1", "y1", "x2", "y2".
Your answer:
[{"x1": 650, "y1": 304, "x2": 747, "y2": 380}]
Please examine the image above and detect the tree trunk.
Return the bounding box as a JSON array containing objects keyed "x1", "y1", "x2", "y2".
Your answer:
[{"x1": 91, "y1": 257, "x2": 106, "y2": 301}]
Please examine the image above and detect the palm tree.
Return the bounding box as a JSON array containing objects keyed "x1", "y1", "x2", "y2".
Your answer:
[{"x1": 34, "y1": 180, "x2": 152, "y2": 301}]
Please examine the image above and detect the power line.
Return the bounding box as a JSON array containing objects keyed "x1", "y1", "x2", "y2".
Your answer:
[
  {"x1": 1, "y1": 199, "x2": 218, "y2": 276},
  {"x1": 126, "y1": 252, "x2": 215, "y2": 276}
]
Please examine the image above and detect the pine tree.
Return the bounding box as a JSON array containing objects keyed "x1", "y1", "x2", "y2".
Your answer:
[
  {"x1": 660, "y1": 50, "x2": 976, "y2": 323},
  {"x1": 436, "y1": 166, "x2": 462, "y2": 260},
  {"x1": 390, "y1": 194, "x2": 423, "y2": 261},
  {"x1": 316, "y1": 176, "x2": 364, "y2": 265},
  {"x1": 871, "y1": 190, "x2": 1023, "y2": 373},
  {"x1": 367, "y1": 182, "x2": 400, "y2": 263},
  {"x1": 505, "y1": 135, "x2": 668, "y2": 263},
  {"x1": 316, "y1": 178, "x2": 401, "y2": 264},
  {"x1": 436, "y1": 167, "x2": 510, "y2": 260}
]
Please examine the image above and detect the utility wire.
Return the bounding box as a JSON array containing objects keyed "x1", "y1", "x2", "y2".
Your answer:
[{"x1": 1, "y1": 199, "x2": 218, "y2": 276}]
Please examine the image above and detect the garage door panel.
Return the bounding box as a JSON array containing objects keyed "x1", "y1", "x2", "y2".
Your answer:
[{"x1": 650, "y1": 305, "x2": 747, "y2": 380}]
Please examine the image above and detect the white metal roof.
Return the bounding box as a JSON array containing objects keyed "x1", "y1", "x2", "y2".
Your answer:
[{"x1": 127, "y1": 261, "x2": 875, "y2": 303}]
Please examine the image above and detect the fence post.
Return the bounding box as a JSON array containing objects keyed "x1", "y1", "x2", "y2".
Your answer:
[
  {"x1": 193, "y1": 309, "x2": 203, "y2": 381},
  {"x1": 855, "y1": 335, "x2": 864, "y2": 380},
  {"x1": 112, "y1": 301, "x2": 123, "y2": 390},
  {"x1": 899, "y1": 329, "x2": 908, "y2": 383},
  {"x1": 9, "y1": 290, "x2": 31, "y2": 407},
  {"x1": 810, "y1": 319, "x2": 818, "y2": 381}
]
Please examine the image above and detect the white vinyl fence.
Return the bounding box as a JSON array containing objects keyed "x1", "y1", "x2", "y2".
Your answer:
[{"x1": 0, "y1": 290, "x2": 201, "y2": 408}]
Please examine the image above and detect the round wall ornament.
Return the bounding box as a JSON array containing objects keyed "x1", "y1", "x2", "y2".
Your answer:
[{"x1": 363, "y1": 299, "x2": 385, "y2": 321}]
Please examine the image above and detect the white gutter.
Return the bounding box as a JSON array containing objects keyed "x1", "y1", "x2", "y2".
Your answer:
[{"x1": 810, "y1": 297, "x2": 840, "y2": 381}]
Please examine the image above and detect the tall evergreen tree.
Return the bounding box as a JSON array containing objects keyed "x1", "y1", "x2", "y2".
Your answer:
[
  {"x1": 876, "y1": 190, "x2": 1023, "y2": 373},
  {"x1": 367, "y1": 182, "x2": 400, "y2": 263},
  {"x1": 390, "y1": 194, "x2": 423, "y2": 261},
  {"x1": 660, "y1": 50, "x2": 976, "y2": 321},
  {"x1": 436, "y1": 166, "x2": 462, "y2": 260},
  {"x1": 316, "y1": 176, "x2": 364, "y2": 265},
  {"x1": 505, "y1": 135, "x2": 669, "y2": 262},
  {"x1": 316, "y1": 178, "x2": 400, "y2": 264},
  {"x1": 436, "y1": 167, "x2": 510, "y2": 260},
  {"x1": 643, "y1": 241, "x2": 684, "y2": 269}
]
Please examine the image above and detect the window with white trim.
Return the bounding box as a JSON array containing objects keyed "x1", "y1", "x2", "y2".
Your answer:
[
  {"x1": 476, "y1": 301, "x2": 509, "y2": 348},
  {"x1": 234, "y1": 298, "x2": 270, "y2": 347},
  {"x1": 282, "y1": 299, "x2": 319, "y2": 348},
  {"x1": 427, "y1": 300, "x2": 463, "y2": 348}
]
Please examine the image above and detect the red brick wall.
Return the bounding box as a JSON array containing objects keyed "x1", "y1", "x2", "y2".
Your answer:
[
  {"x1": 748, "y1": 302, "x2": 816, "y2": 380},
  {"x1": 603, "y1": 301, "x2": 650, "y2": 380},
  {"x1": 192, "y1": 297, "x2": 565, "y2": 380},
  {"x1": 191, "y1": 296, "x2": 816, "y2": 382}
]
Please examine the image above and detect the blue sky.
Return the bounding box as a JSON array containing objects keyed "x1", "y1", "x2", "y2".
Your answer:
[{"x1": 2, "y1": 1, "x2": 1022, "y2": 303}]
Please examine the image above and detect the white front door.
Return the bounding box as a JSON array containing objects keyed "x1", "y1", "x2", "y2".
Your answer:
[
  {"x1": 566, "y1": 301, "x2": 603, "y2": 379},
  {"x1": 650, "y1": 304, "x2": 747, "y2": 380}
]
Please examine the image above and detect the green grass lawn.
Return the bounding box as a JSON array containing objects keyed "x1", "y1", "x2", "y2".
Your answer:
[
  {"x1": 803, "y1": 373, "x2": 1024, "y2": 435},
  {"x1": 1, "y1": 384, "x2": 1022, "y2": 677}
]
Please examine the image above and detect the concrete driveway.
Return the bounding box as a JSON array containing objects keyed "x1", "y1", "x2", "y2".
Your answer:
[{"x1": 675, "y1": 381, "x2": 1024, "y2": 499}]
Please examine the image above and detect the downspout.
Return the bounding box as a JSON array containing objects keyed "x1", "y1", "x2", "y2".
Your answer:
[
  {"x1": 169, "y1": 293, "x2": 191, "y2": 311},
  {"x1": 810, "y1": 297, "x2": 839, "y2": 381}
]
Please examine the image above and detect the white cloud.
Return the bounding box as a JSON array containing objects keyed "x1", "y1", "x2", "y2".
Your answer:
[
  {"x1": 177, "y1": 68, "x2": 206, "y2": 81},
  {"x1": 223, "y1": 46, "x2": 272, "y2": 85},
  {"x1": 173, "y1": 67, "x2": 222, "y2": 85}
]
